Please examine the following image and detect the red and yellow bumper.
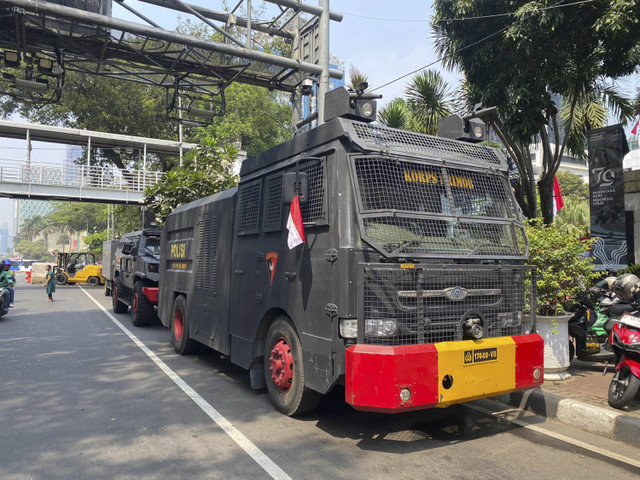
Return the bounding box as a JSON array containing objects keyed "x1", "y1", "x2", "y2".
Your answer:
[{"x1": 345, "y1": 334, "x2": 543, "y2": 413}]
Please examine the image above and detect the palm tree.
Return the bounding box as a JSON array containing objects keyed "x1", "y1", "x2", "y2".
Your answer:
[
  {"x1": 378, "y1": 69, "x2": 454, "y2": 135},
  {"x1": 19, "y1": 215, "x2": 45, "y2": 242},
  {"x1": 378, "y1": 98, "x2": 411, "y2": 130},
  {"x1": 560, "y1": 77, "x2": 635, "y2": 159},
  {"x1": 347, "y1": 66, "x2": 369, "y2": 92},
  {"x1": 405, "y1": 69, "x2": 453, "y2": 135}
]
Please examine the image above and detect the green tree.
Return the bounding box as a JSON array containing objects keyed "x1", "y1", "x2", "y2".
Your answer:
[
  {"x1": 83, "y1": 231, "x2": 108, "y2": 257},
  {"x1": 405, "y1": 70, "x2": 453, "y2": 135},
  {"x1": 554, "y1": 196, "x2": 591, "y2": 236},
  {"x1": 432, "y1": 0, "x2": 638, "y2": 223},
  {"x1": 19, "y1": 215, "x2": 46, "y2": 242},
  {"x1": 347, "y1": 66, "x2": 369, "y2": 91},
  {"x1": 556, "y1": 171, "x2": 589, "y2": 202},
  {"x1": 144, "y1": 138, "x2": 238, "y2": 222},
  {"x1": 199, "y1": 82, "x2": 291, "y2": 157},
  {"x1": 0, "y1": 72, "x2": 177, "y2": 171},
  {"x1": 378, "y1": 98, "x2": 411, "y2": 130},
  {"x1": 15, "y1": 240, "x2": 49, "y2": 261},
  {"x1": 378, "y1": 69, "x2": 453, "y2": 135},
  {"x1": 46, "y1": 202, "x2": 106, "y2": 234}
]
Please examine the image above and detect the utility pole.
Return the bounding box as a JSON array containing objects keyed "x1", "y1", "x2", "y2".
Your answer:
[{"x1": 317, "y1": 0, "x2": 330, "y2": 126}]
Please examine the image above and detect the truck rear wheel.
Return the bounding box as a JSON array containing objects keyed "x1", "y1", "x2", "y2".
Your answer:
[
  {"x1": 171, "y1": 296, "x2": 199, "y2": 355},
  {"x1": 263, "y1": 317, "x2": 321, "y2": 416},
  {"x1": 112, "y1": 278, "x2": 128, "y2": 314},
  {"x1": 131, "y1": 281, "x2": 158, "y2": 327}
]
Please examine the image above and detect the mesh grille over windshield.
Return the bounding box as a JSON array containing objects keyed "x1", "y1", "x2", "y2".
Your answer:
[{"x1": 352, "y1": 156, "x2": 525, "y2": 258}]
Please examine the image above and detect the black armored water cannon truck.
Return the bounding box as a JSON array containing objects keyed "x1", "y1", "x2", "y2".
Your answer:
[{"x1": 158, "y1": 87, "x2": 543, "y2": 416}]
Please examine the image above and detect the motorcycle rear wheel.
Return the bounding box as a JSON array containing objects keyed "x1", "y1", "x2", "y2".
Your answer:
[{"x1": 608, "y1": 366, "x2": 640, "y2": 409}]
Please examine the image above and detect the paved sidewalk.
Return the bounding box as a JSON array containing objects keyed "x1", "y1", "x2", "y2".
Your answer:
[{"x1": 505, "y1": 359, "x2": 640, "y2": 447}]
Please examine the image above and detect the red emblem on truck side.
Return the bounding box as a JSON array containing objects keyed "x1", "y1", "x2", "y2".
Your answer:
[{"x1": 266, "y1": 251, "x2": 279, "y2": 286}]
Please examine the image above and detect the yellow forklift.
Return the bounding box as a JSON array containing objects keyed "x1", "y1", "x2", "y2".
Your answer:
[{"x1": 55, "y1": 252, "x2": 103, "y2": 286}]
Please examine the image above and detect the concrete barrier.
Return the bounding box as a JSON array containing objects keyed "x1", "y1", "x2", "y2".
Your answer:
[{"x1": 31, "y1": 262, "x2": 56, "y2": 285}]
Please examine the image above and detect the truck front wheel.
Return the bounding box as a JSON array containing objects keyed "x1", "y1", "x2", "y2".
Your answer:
[
  {"x1": 171, "y1": 296, "x2": 199, "y2": 355},
  {"x1": 263, "y1": 317, "x2": 320, "y2": 416},
  {"x1": 112, "y1": 278, "x2": 128, "y2": 314},
  {"x1": 131, "y1": 281, "x2": 158, "y2": 327}
]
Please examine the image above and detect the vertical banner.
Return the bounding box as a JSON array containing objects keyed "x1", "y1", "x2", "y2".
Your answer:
[{"x1": 588, "y1": 124, "x2": 630, "y2": 271}]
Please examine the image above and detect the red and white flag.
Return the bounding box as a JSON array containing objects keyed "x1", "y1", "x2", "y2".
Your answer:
[
  {"x1": 632, "y1": 119, "x2": 639, "y2": 136},
  {"x1": 286, "y1": 196, "x2": 305, "y2": 249},
  {"x1": 553, "y1": 174, "x2": 564, "y2": 217}
]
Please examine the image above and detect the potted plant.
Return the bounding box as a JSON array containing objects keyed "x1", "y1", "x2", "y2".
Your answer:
[{"x1": 526, "y1": 220, "x2": 598, "y2": 379}]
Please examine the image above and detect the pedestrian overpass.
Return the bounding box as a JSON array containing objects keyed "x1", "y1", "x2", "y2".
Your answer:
[{"x1": 0, "y1": 120, "x2": 196, "y2": 204}]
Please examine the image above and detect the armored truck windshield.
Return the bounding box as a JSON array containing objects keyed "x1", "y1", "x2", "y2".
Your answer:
[{"x1": 346, "y1": 124, "x2": 526, "y2": 260}]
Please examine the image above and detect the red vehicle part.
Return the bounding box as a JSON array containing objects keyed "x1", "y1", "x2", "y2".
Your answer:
[
  {"x1": 142, "y1": 287, "x2": 159, "y2": 305},
  {"x1": 345, "y1": 333, "x2": 543, "y2": 413},
  {"x1": 611, "y1": 323, "x2": 640, "y2": 378}
]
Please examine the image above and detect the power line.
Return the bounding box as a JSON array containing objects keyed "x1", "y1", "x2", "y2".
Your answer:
[
  {"x1": 369, "y1": 0, "x2": 571, "y2": 94},
  {"x1": 340, "y1": 0, "x2": 594, "y2": 24}
]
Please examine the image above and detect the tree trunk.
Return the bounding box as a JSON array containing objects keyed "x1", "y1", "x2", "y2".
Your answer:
[{"x1": 538, "y1": 174, "x2": 555, "y2": 225}]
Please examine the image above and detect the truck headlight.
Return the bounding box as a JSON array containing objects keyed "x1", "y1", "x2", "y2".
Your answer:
[
  {"x1": 340, "y1": 319, "x2": 358, "y2": 339},
  {"x1": 365, "y1": 319, "x2": 397, "y2": 337}
]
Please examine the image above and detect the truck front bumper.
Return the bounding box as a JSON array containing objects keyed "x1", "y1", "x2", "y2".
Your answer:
[{"x1": 345, "y1": 334, "x2": 543, "y2": 413}]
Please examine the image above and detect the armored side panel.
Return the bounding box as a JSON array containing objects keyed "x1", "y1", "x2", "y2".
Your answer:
[
  {"x1": 159, "y1": 188, "x2": 237, "y2": 355},
  {"x1": 230, "y1": 119, "x2": 354, "y2": 393},
  {"x1": 101, "y1": 240, "x2": 117, "y2": 280}
]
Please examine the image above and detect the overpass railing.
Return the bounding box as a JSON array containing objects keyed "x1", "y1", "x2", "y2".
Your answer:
[{"x1": 0, "y1": 157, "x2": 164, "y2": 192}]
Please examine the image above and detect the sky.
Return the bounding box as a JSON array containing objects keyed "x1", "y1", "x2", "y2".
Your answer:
[{"x1": 1, "y1": 0, "x2": 639, "y2": 231}]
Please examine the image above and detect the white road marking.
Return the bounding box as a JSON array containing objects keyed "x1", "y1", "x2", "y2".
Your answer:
[
  {"x1": 80, "y1": 287, "x2": 292, "y2": 480},
  {"x1": 464, "y1": 403, "x2": 640, "y2": 469}
]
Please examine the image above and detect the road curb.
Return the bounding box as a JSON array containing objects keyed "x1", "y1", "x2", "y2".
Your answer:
[{"x1": 505, "y1": 388, "x2": 640, "y2": 448}]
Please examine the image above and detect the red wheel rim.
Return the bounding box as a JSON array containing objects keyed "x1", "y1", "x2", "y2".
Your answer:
[
  {"x1": 113, "y1": 286, "x2": 118, "y2": 303},
  {"x1": 133, "y1": 293, "x2": 138, "y2": 315},
  {"x1": 174, "y1": 309, "x2": 184, "y2": 342},
  {"x1": 269, "y1": 337, "x2": 293, "y2": 393}
]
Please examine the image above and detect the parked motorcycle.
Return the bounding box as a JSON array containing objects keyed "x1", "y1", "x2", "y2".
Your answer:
[
  {"x1": 0, "y1": 286, "x2": 6, "y2": 318},
  {"x1": 607, "y1": 274, "x2": 640, "y2": 409},
  {"x1": 568, "y1": 277, "x2": 633, "y2": 362}
]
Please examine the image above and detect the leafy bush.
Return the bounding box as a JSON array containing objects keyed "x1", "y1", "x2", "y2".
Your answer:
[{"x1": 526, "y1": 220, "x2": 598, "y2": 315}]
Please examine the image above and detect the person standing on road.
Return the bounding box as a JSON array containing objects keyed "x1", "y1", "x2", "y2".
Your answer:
[
  {"x1": 0, "y1": 260, "x2": 15, "y2": 307},
  {"x1": 44, "y1": 265, "x2": 55, "y2": 302}
]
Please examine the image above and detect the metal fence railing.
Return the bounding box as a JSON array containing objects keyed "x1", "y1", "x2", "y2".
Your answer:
[{"x1": 0, "y1": 157, "x2": 164, "y2": 192}]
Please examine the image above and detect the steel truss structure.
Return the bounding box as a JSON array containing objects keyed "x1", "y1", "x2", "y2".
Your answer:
[{"x1": 0, "y1": 0, "x2": 342, "y2": 124}]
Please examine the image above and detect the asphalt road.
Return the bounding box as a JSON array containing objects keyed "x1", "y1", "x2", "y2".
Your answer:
[{"x1": 1, "y1": 279, "x2": 639, "y2": 480}]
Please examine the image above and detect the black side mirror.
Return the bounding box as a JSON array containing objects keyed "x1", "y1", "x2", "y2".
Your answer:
[
  {"x1": 121, "y1": 244, "x2": 133, "y2": 255},
  {"x1": 283, "y1": 172, "x2": 308, "y2": 205}
]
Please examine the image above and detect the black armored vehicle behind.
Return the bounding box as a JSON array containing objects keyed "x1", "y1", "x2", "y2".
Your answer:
[
  {"x1": 105, "y1": 226, "x2": 161, "y2": 326},
  {"x1": 158, "y1": 88, "x2": 544, "y2": 416}
]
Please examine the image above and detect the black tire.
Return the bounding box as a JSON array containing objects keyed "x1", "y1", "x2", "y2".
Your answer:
[
  {"x1": 131, "y1": 281, "x2": 158, "y2": 327},
  {"x1": 170, "y1": 295, "x2": 199, "y2": 355},
  {"x1": 112, "y1": 278, "x2": 128, "y2": 314},
  {"x1": 608, "y1": 365, "x2": 640, "y2": 409},
  {"x1": 263, "y1": 317, "x2": 321, "y2": 416},
  {"x1": 87, "y1": 276, "x2": 100, "y2": 287},
  {"x1": 569, "y1": 340, "x2": 575, "y2": 362},
  {"x1": 55, "y1": 273, "x2": 68, "y2": 285}
]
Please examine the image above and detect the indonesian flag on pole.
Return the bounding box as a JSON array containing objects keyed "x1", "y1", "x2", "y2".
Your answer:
[
  {"x1": 286, "y1": 195, "x2": 305, "y2": 249},
  {"x1": 632, "y1": 119, "x2": 639, "y2": 136},
  {"x1": 553, "y1": 174, "x2": 564, "y2": 217}
]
